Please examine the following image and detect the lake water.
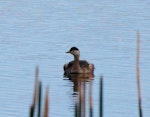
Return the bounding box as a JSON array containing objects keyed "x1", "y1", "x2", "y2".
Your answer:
[{"x1": 0, "y1": 0, "x2": 150, "y2": 117}]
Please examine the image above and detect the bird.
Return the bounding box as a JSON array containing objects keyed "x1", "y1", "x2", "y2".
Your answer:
[{"x1": 64, "y1": 47, "x2": 94, "y2": 75}]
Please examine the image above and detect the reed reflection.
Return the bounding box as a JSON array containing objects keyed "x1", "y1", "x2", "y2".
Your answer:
[{"x1": 65, "y1": 74, "x2": 94, "y2": 117}]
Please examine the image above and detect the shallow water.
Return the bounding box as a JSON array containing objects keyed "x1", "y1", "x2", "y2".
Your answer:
[{"x1": 0, "y1": 0, "x2": 150, "y2": 117}]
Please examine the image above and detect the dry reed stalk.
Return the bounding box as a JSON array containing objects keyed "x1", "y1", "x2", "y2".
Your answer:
[
  {"x1": 30, "y1": 66, "x2": 39, "y2": 117},
  {"x1": 43, "y1": 86, "x2": 49, "y2": 117},
  {"x1": 136, "y1": 31, "x2": 143, "y2": 117}
]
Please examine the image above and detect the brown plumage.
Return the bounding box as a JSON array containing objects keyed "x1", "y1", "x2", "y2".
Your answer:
[{"x1": 64, "y1": 47, "x2": 94, "y2": 76}]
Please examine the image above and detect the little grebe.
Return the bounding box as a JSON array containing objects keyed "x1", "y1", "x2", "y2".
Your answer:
[{"x1": 64, "y1": 47, "x2": 94, "y2": 75}]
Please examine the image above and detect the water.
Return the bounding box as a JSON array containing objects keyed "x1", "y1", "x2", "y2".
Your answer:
[{"x1": 0, "y1": 0, "x2": 150, "y2": 117}]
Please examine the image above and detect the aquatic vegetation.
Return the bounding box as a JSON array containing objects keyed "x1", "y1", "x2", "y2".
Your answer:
[{"x1": 29, "y1": 67, "x2": 49, "y2": 117}]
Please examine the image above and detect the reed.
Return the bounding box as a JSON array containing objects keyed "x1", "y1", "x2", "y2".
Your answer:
[
  {"x1": 43, "y1": 86, "x2": 49, "y2": 117},
  {"x1": 29, "y1": 67, "x2": 49, "y2": 117},
  {"x1": 30, "y1": 104, "x2": 35, "y2": 117},
  {"x1": 29, "y1": 66, "x2": 39, "y2": 117},
  {"x1": 99, "y1": 76, "x2": 103, "y2": 117},
  {"x1": 38, "y1": 81, "x2": 42, "y2": 117},
  {"x1": 136, "y1": 31, "x2": 143, "y2": 117}
]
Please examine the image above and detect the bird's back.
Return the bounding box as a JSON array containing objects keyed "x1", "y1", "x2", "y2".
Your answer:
[{"x1": 64, "y1": 60, "x2": 94, "y2": 75}]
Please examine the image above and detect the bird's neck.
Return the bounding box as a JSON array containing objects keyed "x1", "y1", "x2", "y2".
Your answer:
[
  {"x1": 71, "y1": 55, "x2": 81, "y2": 73},
  {"x1": 74, "y1": 55, "x2": 80, "y2": 64}
]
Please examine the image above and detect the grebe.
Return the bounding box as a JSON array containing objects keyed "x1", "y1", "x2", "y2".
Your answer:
[{"x1": 64, "y1": 47, "x2": 94, "y2": 75}]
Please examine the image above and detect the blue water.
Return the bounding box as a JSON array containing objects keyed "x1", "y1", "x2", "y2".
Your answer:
[{"x1": 0, "y1": 0, "x2": 150, "y2": 117}]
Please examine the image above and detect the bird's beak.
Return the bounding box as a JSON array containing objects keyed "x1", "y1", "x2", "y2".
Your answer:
[{"x1": 66, "y1": 51, "x2": 70, "y2": 53}]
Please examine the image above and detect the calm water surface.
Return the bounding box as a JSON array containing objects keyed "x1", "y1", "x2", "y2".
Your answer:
[{"x1": 0, "y1": 0, "x2": 150, "y2": 117}]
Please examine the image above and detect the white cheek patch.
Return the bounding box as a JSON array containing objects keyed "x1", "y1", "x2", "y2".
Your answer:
[{"x1": 74, "y1": 51, "x2": 79, "y2": 56}]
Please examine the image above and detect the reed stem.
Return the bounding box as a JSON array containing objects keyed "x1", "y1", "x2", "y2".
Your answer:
[
  {"x1": 136, "y1": 31, "x2": 143, "y2": 117},
  {"x1": 38, "y1": 81, "x2": 42, "y2": 117},
  {"x1": 43, "y1": 86, "x2": 49, "y2": 117},
  {"x1": 29, "y1": 66, "x2": 39, "y2": 117},
  {"x1": 100, "y1": 76, "x2": 103, "y2": 117}
]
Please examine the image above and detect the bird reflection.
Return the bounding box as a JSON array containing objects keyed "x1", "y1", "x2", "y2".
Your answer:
[
  {"x1": 64, "y1": 74, "x2": 94, "y2": 117},
  {"x1": 66, "y1": 73, "x2": 94, "y2": 92}
]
